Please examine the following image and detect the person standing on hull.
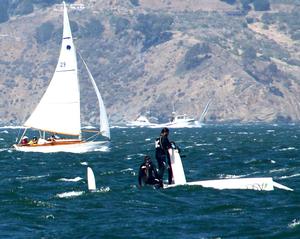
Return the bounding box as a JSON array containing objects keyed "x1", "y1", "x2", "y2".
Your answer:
[
  {"x1": 155, "y1": 127, "x2": 173, "y2": 184},
  {"x1": 138, "y1": 156, "x2": 162, "y2": 188}
]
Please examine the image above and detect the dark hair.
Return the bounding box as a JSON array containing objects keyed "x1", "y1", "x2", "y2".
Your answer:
[
  {"x1": 144, "y1": 155, "x2": 151, "y2": 163},
  {"x1": 161, "y1": 127, "x2": 169, "y2": 134}
]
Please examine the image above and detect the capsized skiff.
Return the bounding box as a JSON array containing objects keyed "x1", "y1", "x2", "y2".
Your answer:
[
  {"x1": 164, "y1": 147, "x2": 293, "y2": 191},
  {"x1": 13, "y1": 2, "x2": 110, "y2": 153}
]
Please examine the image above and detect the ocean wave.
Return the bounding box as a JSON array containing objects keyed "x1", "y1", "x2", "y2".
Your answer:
[
  {"x1": 56, "y1": 191, "x2": 84, "y2": 198},
  {"x1": 278, "y1": 147, "x2": 297, "y2": 151},
  {"x1": 0, "y1": 138, "x2": 4, "y2": 141},
  {"x1": 16, "y1": 174, "x2": 49, "y2": 181},
  {"x1": 97, "y1": 186, "x2": 110, "y2": 193},
  {"x1": 120, "y1": 168, "x2": 133, "y2": 172},
  {"x1": 80, "y1": 162, "x2": 88, "y2": 165},
  {"x1": 288, "y1": 219, "x2": 300, "y2": 229},
  {"x1": 58, "y1": 177, "x2": 83, "y2": 182},
  {"x1": 0, "y1": 130, "x2": 8, "y2": 134},
  {"x1": 279, "y1": 173, "x2": 300, "y2": 179},
  {"x1": 269, "y1": 168, "x2": 289, "y2": 173},
  {"x1": 195, "y1": 143, "x2": 213, "y2": 146},
  {"x1": 94, "y1": 146, "x2": 110, "y2": 152},
  {"x1": 218, "y1": 174, "x2": 252, "y2": 179},
  {"x1": 44, "y1": 214, "x2": 55, "y2": 220}
]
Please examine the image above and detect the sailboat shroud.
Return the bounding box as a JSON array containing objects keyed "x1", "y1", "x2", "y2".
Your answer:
[{"x1": 14, "y1": 2, "x2": 110, "y2": 153}]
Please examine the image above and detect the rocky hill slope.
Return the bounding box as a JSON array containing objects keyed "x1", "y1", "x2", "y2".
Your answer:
[{"x1": 1, "y1": 0, "x2": 300, "y2": 125}]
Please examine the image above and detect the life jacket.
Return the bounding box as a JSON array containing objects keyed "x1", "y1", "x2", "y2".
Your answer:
[{"x1": 155, "y1": 137, "x2": 161, "y2": 149}]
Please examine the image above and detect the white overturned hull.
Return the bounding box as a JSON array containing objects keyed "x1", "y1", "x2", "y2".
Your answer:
[
  {"x1": 13, "y1": 141, "x2": 109, "y2": 153},
  {"x1": 164, "y1": 177, "x2": 293, "y2": 191},
  {"x1": 165, "y1": 148, "x2": 293, "y2": 191}
]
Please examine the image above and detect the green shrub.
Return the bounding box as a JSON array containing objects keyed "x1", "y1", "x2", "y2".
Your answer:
[
  {"x1": 130, "y1": 0, "x2": 139, "y2": 6},
  {"x1": 14, "y1": 0, "x2": 34, "y2": 16},
  {"x1": 35, "y1": 21, "x2": 54, "y2": 43},
  {"x1": 183, "y1": 43, "x2": 211, "y2": 70},
  {"x1": 113, "y1": 17, "x2": 130, "y2": 34},
  {"x1": 0, "y1": 0, "x2": 9, "y2": 23},
  {"x1": 253, "y1": 0, "x2": 270, "y2": 11},
  {"x1": 135, "y1": 14, "x2": 173, "y2": 50},
  {"x1": 83, "y1": 18, "x2": 104, "y2": 38}
]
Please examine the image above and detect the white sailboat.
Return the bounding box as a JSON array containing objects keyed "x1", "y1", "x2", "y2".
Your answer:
[
  {"x1": 194, "y1": 99, "x2": 212, "y2": 127},
  {"x1": 13, "y1": 2, "x2": 110, "y2": 153}
]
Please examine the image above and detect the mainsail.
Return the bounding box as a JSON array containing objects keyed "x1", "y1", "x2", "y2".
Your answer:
[
  {"x1": 24, "y1": 2, "x2": 81, "y2": 136},
  {"x1": 79, "y1": 54, "x2": 110, "y2": 139}
]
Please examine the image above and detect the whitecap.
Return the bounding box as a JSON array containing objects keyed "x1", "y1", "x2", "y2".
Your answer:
[
  {"x1": 120, "y1": 168, "x2": 133, "y2": 172},
  {"x1": 97, "y1": 186, "x2": 110, "y2": 193},
  {"x1": 45, "y1": 214, "x2": 55, "y2": 219},
  {"x1": 0, "y1": 130, "x2": 8, "y2": 134},
  {"x1": 271, "y1": 160, "x2": 276, "y2": 164},
  {"x1": 56, "y1": 191, "x2": 84, "y2": 198},
  {"x1": 0, "y1": 138, "x2": 4, "y2": 141},
  {"x1": 58, "y1": 177, "x2": 83, "y2": 182},
  {"x1": 16, "y1": 174, "x2": 49, "y2": 181},
  {"x1": 185, "y1": 146, "x2": 193, "y2": 149},
  {"x1": 278, "y1": 147, "x2": 297, "y2": 151},
  {"x1": 145, "y1": 138, "x2": 151, "y2": 141},
  {"x1": 208, "y1": 152, "x2": 214, "y2": 156},
  {"x1": 279, "y1": 173, "x2": 300, "y2": 179},
  {"x1": 80, "y1": 162, "x2": 88, "y2": 166},
  {"x1": 195, "y1": 143, "x2": 212, "y2": 146},
  {"x1": 269, "y1": 168, "x2": 288, "y2": 173},
  {"x1": 218, "y1": 173, "x2": 252, "y2": 179},
  {"x1": 288, "y1": 219, "x2": 300, "y2": 229},
  {"x1": 267, "y1": 130, "x2": 275, "y2": 133},
  {"x1": 217, "y1": 137, "x2": 222, "y2": 141},
  {"x1": 237, "y1": 132, "x2": 248, "y2": 135}
]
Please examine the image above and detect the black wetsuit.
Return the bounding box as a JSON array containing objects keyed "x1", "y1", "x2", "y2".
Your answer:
[
  {"x1": 155, "y1": 134, "x2": 173, "y2": 184},
  {"x1": 138, "y1": 161, "x2": 162, "y2": 188}
]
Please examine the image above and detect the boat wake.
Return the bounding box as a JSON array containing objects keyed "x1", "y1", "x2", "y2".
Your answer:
[{"x1": 93, "y1": 145, "x2": 110, "y2": 152}]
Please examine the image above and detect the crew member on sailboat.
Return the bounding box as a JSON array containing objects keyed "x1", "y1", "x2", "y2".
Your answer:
[
  {"x1": 138, "y1": 156, "x2": 162, "y2": 188},
  {"x1": 155, "y1": 128, "x2": 173, "y2": 184}
]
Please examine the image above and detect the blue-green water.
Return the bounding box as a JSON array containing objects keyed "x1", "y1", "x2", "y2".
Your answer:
[{"x1": 0, "y1": 124, "x2": 299, "y2": 238}]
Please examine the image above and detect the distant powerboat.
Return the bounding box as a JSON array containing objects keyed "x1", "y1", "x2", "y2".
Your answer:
[
  {"x1": 164, "y1": 112, "x2": 195, "y2": 128},
  {"x1": 126, "y1": 115, "x2": 158, "y2": 127}
]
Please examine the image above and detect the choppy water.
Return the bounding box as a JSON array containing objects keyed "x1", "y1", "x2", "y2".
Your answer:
[{"x1": 0, "y1": 124, "x2": 300, "y2": 238}]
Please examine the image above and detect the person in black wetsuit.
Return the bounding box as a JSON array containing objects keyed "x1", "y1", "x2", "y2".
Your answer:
[
  {"x1": 155, "y1": 127, "x2": 173, "y2": 184},
  {"x1": 138, "y1": 156, "x2": 162, "y2": 188}
]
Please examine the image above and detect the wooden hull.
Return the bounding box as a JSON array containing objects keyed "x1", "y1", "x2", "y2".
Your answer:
[{"x1": 13, "y1": 140, "x2": 109, "y2": 153}]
